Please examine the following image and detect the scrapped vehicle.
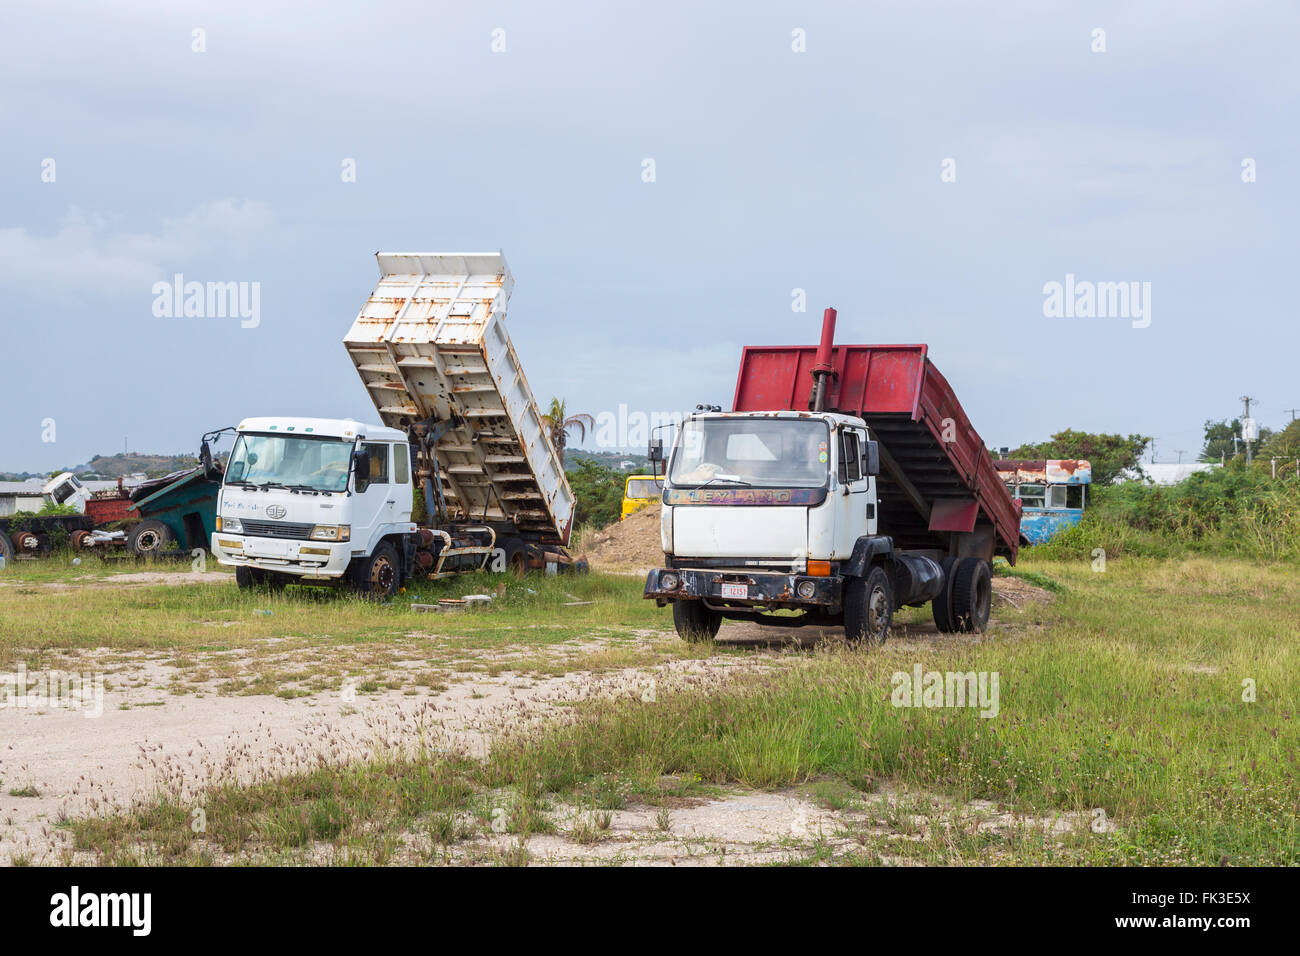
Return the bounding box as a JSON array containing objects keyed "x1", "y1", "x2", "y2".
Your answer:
[
  {"x1": 621, "y1": 474, "x2": 662, "y2": 520},
  {"x1": 211, "y1": 252, "x2": 584, "y2": 595},
  {"x1": 644, "y1": 308, "x2": 1021, "y2": 645},
  {"x1": 993, "y1": 459, "x2": 1091, "y2": 544}
]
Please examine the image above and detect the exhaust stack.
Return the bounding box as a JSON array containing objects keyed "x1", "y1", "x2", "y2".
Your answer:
[{"x1": 810, "y1": 307, "x2": 838, "y2": 412}]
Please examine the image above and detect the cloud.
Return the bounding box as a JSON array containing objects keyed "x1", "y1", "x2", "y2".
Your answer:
[{"x1": 0, "y1": 199, "x2": 273, "y2": 293}]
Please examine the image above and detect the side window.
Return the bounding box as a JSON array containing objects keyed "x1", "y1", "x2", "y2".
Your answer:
[
  {"x1": 1018, "y1": 483, "x2": 1046, "y2": 508},
  {"x1": 1048, "y1": 485, "x2": 1068, "y2": 509},
  {"x1": 839, "y1": 431, "x2": 862, "y2": 483},
  {"x1": 362, "y1": 442, "x2": 389, "y2": 486},
  {"x1": 394, "y1": 443, "x2": 410, "y2": 484}
]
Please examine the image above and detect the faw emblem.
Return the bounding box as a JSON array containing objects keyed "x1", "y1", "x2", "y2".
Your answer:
[{"x1": 266, "y1": 505, "x2": 287, "y2": 519}]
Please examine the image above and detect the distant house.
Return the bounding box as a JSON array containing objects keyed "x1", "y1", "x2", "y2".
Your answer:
[
  {"x1": 0, "y1": 480, "x2": 47, "y2": 517},
  {"x1": 1119, "y1": 463, "x2": 1220, "y2": 486}
]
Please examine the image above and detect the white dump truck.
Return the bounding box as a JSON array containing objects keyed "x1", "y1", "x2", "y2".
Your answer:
[
  {"x1": 644, "y1": 309, "x2": 1022, "y2": 644},
  {"x1": 210, "y1": 252, "x2": 583, "y2": 595}
]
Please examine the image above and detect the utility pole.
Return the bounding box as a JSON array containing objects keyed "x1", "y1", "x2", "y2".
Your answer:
[
  {"x1": 1174, "y1": 449, "x2": 1186, "y2": 464},
  {"x1": 1286, "y1": 408, "x2": 1299, "y2": 423},
  {"x1": 1149, "y1": 439, "x2": 1157, "y2": 465},
  {"x1": 1240, "y1": 396, "x2": 1256, "y2": 465}
]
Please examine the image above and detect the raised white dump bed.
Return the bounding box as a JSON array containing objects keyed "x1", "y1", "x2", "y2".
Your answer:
[{"x1": 343, "y1": 252, "x2": 576, "y2": 544}]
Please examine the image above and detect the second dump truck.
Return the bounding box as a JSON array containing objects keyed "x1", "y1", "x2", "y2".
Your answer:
[
  {"x1": 644, "y1": 308, "x2": 1021, "y2": 644},
  {"x1": 210, "y1": 252, "x2": 582, "y2": 594}
]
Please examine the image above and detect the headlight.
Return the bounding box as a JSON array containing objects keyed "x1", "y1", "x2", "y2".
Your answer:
[
  {"x1": 219, "y1": 516, "x2": 243, "y2": 533},
  {"x1": 796, "y1": 580, "x2": 817, "y2": 599},
  {"x1": 660, "y1": 571, "x2": 680, "y2": 590},
  {"x1": 309, "y1": 524, "x2": 350, "y2": 542}
]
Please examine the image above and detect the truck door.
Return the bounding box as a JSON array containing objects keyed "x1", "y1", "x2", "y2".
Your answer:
[
  {"x1": 351, "y1": 442, "x2": 392, "y2": 549},
  {"x1": 832, "y1": 426, "x2": 873, "y2": 558}
]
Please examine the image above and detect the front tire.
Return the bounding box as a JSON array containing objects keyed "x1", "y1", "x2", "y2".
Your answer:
[
  {"x1": 672, "y1": 600, "x2": 721, "y2": 643},
  {"x1": 352, "y1": 541, "x2": 400, "y2": 599},
  {"x1": 235, "y1": 566, "x2": 287, "y2": 591},
  {"x1": 844, "y1": 565, "x2": 893, "y2": 646}
]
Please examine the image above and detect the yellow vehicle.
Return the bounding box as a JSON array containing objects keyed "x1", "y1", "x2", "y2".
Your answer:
[{"x1": 621, "y1": 474, "x2": 662, "y2": 520}]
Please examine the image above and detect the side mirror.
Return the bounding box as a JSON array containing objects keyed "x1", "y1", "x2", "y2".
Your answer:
[
  {"x1": 862, "y1": 440, "x2": 881, "y2": 477},
  {"x1": 353, "y1": 449, "x2": 371, "y2": 492},
  {"x1": 199, "y1": 440, "x2": 216, "y2": 478},
  {"x1": 647, "y1": 438, "x2": 664, "y2": 464}
]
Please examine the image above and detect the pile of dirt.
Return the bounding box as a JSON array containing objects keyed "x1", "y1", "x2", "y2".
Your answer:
[{"x1": 585, "y1": 502, "x2": 664, "y2": 571}]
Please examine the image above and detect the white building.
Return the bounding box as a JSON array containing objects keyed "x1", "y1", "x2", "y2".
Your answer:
[
  {"x1": 1118, "y1": 463, "x2": 1220, "y2": 486},
  {"x1": 0, "y1": 480, "x2": 48, "y2": 517}
]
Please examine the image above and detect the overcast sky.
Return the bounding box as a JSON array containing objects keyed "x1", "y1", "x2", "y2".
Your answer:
[{"x1": 2, "y1": 0, "x2": 1296, "y2": 471}]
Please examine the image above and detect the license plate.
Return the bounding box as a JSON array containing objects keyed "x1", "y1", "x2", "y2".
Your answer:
[
  {"x1": 247, "y1": 539, "x2": 289, "y2": 557},
  {"x1": 720, "y1": 583, "x2": 748, "y2": 599}
]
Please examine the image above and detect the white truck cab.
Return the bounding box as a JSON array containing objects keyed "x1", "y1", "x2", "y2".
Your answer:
[
  {"x1": 660, "y1": 410, "x2": 878, "y2": 568},
  {"x1": 646, "y1": 407, "x2": 950, "y2": 645},
  {"x1": 43, "y1": 473, "x2": 90, "y2": 513},
  {"x1": 211, "y1": 417, "x2": 416, "y2": 593}
]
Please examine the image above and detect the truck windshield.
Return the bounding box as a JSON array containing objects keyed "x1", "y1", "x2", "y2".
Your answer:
[
  {"x1": 225, "y1": 433, "x2": 353, "y2": 492},
  {"x1": 669, "y1": 418, "x2": 830, "y2": 488}
]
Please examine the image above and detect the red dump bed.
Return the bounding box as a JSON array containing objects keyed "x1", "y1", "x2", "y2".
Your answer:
[{"x1": 732, "y1": 344, "x2": 1021, "y2": 562}]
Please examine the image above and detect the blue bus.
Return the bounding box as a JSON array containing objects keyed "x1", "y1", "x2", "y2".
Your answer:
[{"x1": 994, "y1": 459, "x2": 1092, "y2": 545}]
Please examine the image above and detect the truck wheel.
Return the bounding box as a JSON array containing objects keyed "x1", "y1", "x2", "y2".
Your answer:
[
  {"x1": 844, "y1": 565, "x2": 893, "y2": 646},
  {"x1": 950, "y1": 558, "x2": 992, "y2": 633},
  {"x1": 70, "y1": 529, "x2": 92, "y2": 551},
  {"x1": 672, "y1": 600, "x2": 721, "y2": 643},
  {"x1": 236, "y1": 567, "x2": 287, "y2": 591},
  {"x1": 128, "y1": 520, "x2": 174, "y2": 556},
  {"x1": 352, "y1": 541, "x2": 400, "y2": 599},
  {"x1": 501, "y1": 538, "x2": 529, "y2": 576},
  {"x1": 931, "y1": 555, "x2": 958, "y2": 633}
]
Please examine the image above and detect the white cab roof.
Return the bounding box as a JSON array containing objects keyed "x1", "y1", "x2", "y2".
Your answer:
[{"x1": 236, "y1": 417, "x2": 407, "y2": 442}]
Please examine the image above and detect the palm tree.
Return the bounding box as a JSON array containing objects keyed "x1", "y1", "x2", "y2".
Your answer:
[{"x1": 541, "y1": 398, "x2": 595, "y2": 462}]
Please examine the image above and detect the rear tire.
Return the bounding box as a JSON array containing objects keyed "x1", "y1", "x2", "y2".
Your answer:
[
  {"x1": 352, "y1": 541, "x2": 400, "y2": 599},
  {"x1": 672, "y1": 600, "x2": 721, "y2": 643},
  {"x1": 844, "y1": 565, "x2": 893, "y2": 646},
  {"x1": 501, "y1": 538, "x2": 529, "y2": 576},
  {"x1": 950, "y1": 557, "x2": 993, "y2": 633},
  {"x1": 128, "y1": 520, "x2": 174, "y2": 556},
  {"x1": 931, "y1": 555, "x2": 958, "y2": 633}
]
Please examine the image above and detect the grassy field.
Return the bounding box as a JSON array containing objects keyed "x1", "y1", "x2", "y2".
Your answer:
[
  {"x1": 0, "y1": 557, "x2": 698, "y2": 698},
  {"x1": 18, "y1": 552, "x2": 1293, "y2": 866}
]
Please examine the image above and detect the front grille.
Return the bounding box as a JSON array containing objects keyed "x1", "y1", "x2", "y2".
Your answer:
[{"x1": 241, "y1": 519, "x2": 314, "y2": 540}]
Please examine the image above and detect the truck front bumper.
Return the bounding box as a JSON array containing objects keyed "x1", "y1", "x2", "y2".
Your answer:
[
  {"x1": 210, "y1": 534, "x2": 351, "y2": 580},
  {"x1": 643, "y1": 567, "x2": 842, "y2": 611}
]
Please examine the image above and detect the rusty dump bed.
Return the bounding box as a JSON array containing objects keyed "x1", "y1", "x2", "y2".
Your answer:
[
  {"x1": 732, "y1": 343, "x2": 1021, "y2": 562},
  {"x1": 343, "y1": 253, "x2": 576, "y2": 545}
]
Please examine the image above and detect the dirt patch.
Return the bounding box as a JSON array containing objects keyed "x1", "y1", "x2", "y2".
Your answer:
[
  {"x1": 0, "y1": 654, "x2": 746, "y2": 864},
  {"x1": 11, "y1": 570, "x2": 229, "y2": 591},
  {"x1": 409, "y1": 784, "x2": 1109, "y2": 866},
  {"x1": 585, "y1": 502, "x2": 663, "y2": 573},
  {"x1": 990, "y1": 574, "x2": 1053, "y2": 608}
]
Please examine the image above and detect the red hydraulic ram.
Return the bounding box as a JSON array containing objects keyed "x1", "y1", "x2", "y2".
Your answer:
[{"x1": 731, "y1": 326, "x2": 1022, "y2": 563}]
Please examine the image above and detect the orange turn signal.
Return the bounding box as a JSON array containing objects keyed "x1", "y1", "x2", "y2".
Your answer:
[{"x1": 806, "y1": 560, "x2": 832, "y2": 577}]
